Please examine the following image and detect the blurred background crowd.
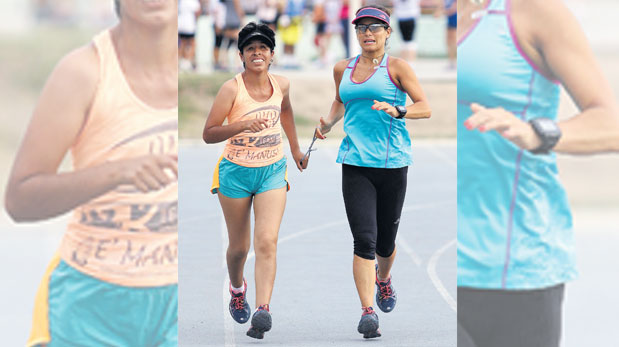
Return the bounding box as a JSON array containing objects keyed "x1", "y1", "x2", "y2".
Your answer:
[{"x1": 178, "y1": 0, "x2": 456, "y2": 72}]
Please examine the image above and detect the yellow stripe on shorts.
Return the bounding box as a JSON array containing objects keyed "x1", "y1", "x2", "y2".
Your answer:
[{"x1": 27, "y1": 254, "x2": 61, "y2": 347}]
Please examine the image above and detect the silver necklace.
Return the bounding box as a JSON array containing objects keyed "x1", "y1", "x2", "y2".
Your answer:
[
  {"x1": 362, "y1": 54, "x2": 384, "y2": 69},
  {"x1": 458, "y1": 0, "x2": 488, "y2": 20}
]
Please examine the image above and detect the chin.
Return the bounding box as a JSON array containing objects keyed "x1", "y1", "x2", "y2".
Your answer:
[{"x1": 121, "y1": 1, "x2": 177, "y2": 28}]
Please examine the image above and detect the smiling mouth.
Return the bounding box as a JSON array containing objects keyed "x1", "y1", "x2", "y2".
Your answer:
[
  {"x1": 252, "y1": 59, "x2": 265, "y2": 63},
  {"x1": 364, "y1": 40, "x2": 376, "y2": 44}
]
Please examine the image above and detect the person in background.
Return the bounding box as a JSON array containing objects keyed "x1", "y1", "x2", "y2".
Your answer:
[
  {"x1": 221, "y1": 0, "x2": 245, "y2": 70},
  {"x1": 257, "y1": 0, "x2": 280, "y2": 32},
  {"x1": 278, "y1": 0, "x2": 306, "y2": 68},
  {"x1": 394, "y1": 0, "x2": 420, "y2": 62},
  {"x1": 435, "y1": 0, "x2": 456, "y2": 69},
  {"x1": 179, "y1": 0, "x2": 203, "y2": 71}
]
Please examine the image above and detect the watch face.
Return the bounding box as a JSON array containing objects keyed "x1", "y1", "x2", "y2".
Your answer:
[{"x1": 537, "y1": 119, "x2": 558, "y2": 132}]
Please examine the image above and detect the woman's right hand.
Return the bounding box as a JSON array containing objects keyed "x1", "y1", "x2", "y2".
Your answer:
[
  {"x1": 316, "y1": 117, "x2": 332, "y2": 139},
  {"x1": 116, "y1": 154, "x2": 178, "y2": 193},
  {"x1": 244, "y1": 118, "x2": 270, "y2": 132}
]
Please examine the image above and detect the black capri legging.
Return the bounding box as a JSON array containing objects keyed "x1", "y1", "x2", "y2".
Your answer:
[{"x1": 342, "y1": 164, "x2": 408, "y2": 260}]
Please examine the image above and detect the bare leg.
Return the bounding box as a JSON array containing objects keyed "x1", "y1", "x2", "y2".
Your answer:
[
  {"x1": 188, "y1": 37, "x2": 196, "y2": 68},
  {"x1": 179, "y1": 38, "x2": 187, "y2": 61},
  {"x1": 252, "y1": 187, "x2": 286, "y2": 307},
  {"x1": 376, "y1": 247, "x2": 397, "y2": 280},
  {"x1": 218, "y1": 193, "x2": 252, "y2": 288},
  {"x1": 353, "y1": 255, "x2": 376, "y2": 308},
  {"x1": 447, "y1": 28, "x2": 457, "y2": 67}
]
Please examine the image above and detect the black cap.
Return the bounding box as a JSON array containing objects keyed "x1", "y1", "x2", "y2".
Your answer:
[{"x1": 238, "y1": 31, "x2": 275, "y2": 51}]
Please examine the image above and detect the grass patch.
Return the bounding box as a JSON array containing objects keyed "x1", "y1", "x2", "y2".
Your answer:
[{"x1": 0, "y1": 26, "x2": 97, "y2": 92}]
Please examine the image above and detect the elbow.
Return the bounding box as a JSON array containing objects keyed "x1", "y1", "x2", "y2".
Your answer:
[
  {"x1": 203, "y1": 130, "x2": 214, "y2": 144},
  {"x1": 419, "y1": 107, "x2": 432, "y2": 119},
  {"x1": 4, "y1": 194, "x2": 28, "y2": 223},
  {"x1": 613, "y1": 110, "x2": 619, "y2": 152}
]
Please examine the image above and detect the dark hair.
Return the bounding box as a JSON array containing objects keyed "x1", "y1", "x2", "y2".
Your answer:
[
  {"x1": 356, "y1": 4, "x2": 391, "y2": 17},
  {"x1": 237, "y1": 22, "x2": 276, "y2": 52},
  {"x1": 114, "y1": 0, "x2": 120, "y2": 17}
]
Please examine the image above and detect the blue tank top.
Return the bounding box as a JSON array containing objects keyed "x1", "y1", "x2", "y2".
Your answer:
[
  {"x1": 337, "y1": 54, "x2": 411, "y2": 168},
  {"x1": 457, "y1": 0, "x2": 577, "y2": 289}
]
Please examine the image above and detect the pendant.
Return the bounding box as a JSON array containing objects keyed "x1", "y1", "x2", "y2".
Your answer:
[
  {"x1": 372, "y1": 58, "x2": 379, "y2": 65},
  {"x1": 471, "y1": 9, "x2": 488, "y2": 19}
]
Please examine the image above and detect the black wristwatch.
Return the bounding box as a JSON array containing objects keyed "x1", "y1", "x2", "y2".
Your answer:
[
  {"x1": 395, "y1": 105, "x2": 407, "y2": 119},
  {"x1": 528, "y1": 118, "x2": 562, "y2": 154}
]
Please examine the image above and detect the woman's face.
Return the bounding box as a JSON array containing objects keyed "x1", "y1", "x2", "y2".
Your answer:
[
  {"x1": 355, "y1": 18, "x2": 391, "y2": 53},
  {"x1": 240, "y1": 40, "x2": 275, "y2": 72},
  {"x1": 118, "y1": 0, "x2": 177, "y2": 28}
]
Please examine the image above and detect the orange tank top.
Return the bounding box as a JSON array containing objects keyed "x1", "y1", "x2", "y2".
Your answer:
[
  {"x1": 58, "y1": 30, "x2": 178, "y2": 287},
  {"x1": 222, "y1": 73, "x2": 284, "y2": 167}
]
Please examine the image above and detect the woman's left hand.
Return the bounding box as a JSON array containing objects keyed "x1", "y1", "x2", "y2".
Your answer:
[
  {"x1": 465, "y1": 103, "x2": 542, "y2": 151},
  {"x1": 372, "y1": 100, "x2": 398, "y2": 118},
  {"x1": 292, "y1": 149, "x2": 308, "y2": 172}
]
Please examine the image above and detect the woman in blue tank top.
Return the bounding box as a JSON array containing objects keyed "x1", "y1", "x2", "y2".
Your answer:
[
  {"x1": 314, "y1": 5, "x2": 431, "y2": 339},
  {"x1": 458, "y1": 1, "x2": 619, "y2": 346}
]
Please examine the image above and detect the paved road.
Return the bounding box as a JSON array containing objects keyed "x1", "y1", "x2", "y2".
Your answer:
[{"x1": 178, "y1": 139, "x2": 457, "y2": 346}]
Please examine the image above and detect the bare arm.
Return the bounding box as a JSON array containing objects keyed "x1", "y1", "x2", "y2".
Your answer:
[
  {"x1": 371, "y1": 57, "x2": 432, "y2": 119},
  {"x1": 4, "y1": 45, "x2": 177, "y2": 222},
  {"x1": 202, "y1": 79, "x2": 269, "y2": 143},
  {"x1": 316, "y1": 59, "x2": 348, "y2": 138},
  {"x1": 530, "y1": 0, "x2": 619, "y2": 153},
  {"x1": 465, "y1": 0, "x2": 619, "y2": 153},
  {"x1": 274, "y1": 75, "x2": 306, "y2": 171}
]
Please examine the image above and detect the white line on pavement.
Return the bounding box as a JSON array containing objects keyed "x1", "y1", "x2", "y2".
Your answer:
[{"x1": 427, "y1": 238, "x2": 457, "y2": 312}]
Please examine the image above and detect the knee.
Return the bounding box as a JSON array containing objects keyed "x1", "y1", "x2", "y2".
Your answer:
[
  {"x1": 228, "y1": 243, "x2": 250, "y2": 260},
  {"x1": 254, "y1": 233, "x2": 278, "y2": 257},
  {"x1": 375, "y1": 242, "x2": 395, "y2": 258},
  {"x1": 353, "y1": 233, "x2": 376, "y2": 260}
]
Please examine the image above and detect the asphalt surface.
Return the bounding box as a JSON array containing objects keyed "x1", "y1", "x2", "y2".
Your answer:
[{"x1": 178, "y1": 139, "x2": 457, "y2": 347}]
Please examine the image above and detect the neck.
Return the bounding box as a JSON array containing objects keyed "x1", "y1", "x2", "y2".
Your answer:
[
  {"x1": 360, "y1": 51, "x2": 385, "y2": 64},
  {"x1": 460, "y1": 0, "x2": 486, "y2": 11},
  {"x1": 113, "y1": 19, "x2": 177, "y2": 68},
  {"x1": 242, "y1": 69, "x2": 270, "y2": 86}
]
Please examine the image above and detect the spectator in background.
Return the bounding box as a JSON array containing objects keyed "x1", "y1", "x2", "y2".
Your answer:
[
  {"x1": 279, "y1": 0, "x2": 306, "y2": 69},
  {"x1": 313, "y1": 0, "x2": 343, "y2": 67},
  {"x1": 179, "y1": 0, "x2": 203, "y2": 71},
  {"x1": 222, "y1": 0, "x2": 245, "y2": 70},
  {"x1": 339, "y1": 0, "x2": 350, "y2": 58},
  {"x1": 257, "y1": 0, "x2": 280, "y2": 32},
  {"x1": 394, "y1": 0, "x2": 420, "y2": 62},
  {"x1": 210, "y1": 0, "x2": 227, "y2": 70},
  {"x1": 312, "y1": 0, "x2": 328, "y2": 65},
  {"x1": 435, "y1": 0, "x2": 456, "y2": 69}
]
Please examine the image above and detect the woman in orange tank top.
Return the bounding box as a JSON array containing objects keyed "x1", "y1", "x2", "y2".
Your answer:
[
  {"x1": 203, "y1": 22, "x2": 307, "y2": 339},
  {"x1": 5, "y1": 1, "x2": 178, "y2": 345}
]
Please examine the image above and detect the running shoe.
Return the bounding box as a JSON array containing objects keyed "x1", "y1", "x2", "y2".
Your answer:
[
  {"x1": 246, "y1": 305, "x2": 272, "y2": 339},
  {"x1": 357, "y1": 306, "x2": 381, "y2": 339},
  {"x1": 375, "y1": 264, "x2": 397, "y2": 313},
  {"x1": 229, "y1": 279, "x2": 251, "y2": 324}
]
